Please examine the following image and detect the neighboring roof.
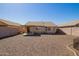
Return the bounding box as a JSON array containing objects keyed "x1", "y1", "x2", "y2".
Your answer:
[
  {"x1": 59, "y1": 20, "x2": 79, "y2": 27},
  {"x1": 26, "y1": 21, "x2": 57, "y2": 27},
  {"x1": 0, "y1": 19, "x2": 21, "y2": 26},
  {"x1": 0, "y1": 21, "x2": 8, "y2": 26}
]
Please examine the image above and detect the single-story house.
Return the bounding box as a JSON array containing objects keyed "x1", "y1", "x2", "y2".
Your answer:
[
  {"x1": 0, "y1": 19, "x2": 26, "y2": 33},
  {"x1": 0, "y1": 19, "x2": 22, "y2": 38},
  {"x1": 58, "y1": 20, "x2": 79, "y2": 36},
  {"x1": 25, "y1": 21, "x2": 57, "y2": 34}
]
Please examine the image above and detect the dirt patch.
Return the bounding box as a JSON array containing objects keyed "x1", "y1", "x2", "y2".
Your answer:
[{"x1": 0, "y1": 35, "x2": 77, "y2": 56}]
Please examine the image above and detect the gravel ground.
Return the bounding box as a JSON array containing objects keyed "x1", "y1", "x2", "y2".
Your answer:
[{"x1": 0, "y1": 34, "x2": 77, "y2": 56}]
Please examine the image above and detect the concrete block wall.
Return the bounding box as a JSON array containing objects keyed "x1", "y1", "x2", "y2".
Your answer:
[
  {"x1": 0, "y1": 27, "x2": 20, "y2": 38},
  {"x1": 60, "y1": 27, "x2": 79, "y2": 36}
]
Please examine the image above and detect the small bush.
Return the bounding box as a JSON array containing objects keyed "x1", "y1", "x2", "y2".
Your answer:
[{"x1": 73, "y1": 37, "x2": 79, "y2": 50}]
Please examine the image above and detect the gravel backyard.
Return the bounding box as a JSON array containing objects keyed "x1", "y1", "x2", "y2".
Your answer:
[{"x1": 0, "y1": 34, "x2": 77, "y2": 56}]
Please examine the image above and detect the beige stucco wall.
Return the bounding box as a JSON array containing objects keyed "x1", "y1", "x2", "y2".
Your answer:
[
  {"x1": 60, "y1": 27, "x2": 79, "y2": 36},
  {"x1": 29, "y1": 26, "x2": 57, "y2": 34}
]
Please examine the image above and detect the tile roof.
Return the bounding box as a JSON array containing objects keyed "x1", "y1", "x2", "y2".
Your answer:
[
  {"x1": 26, "y1": 21, "x2": 57, "y2": 27},
  {"x1": 0, "y1": 19, "x2": 21, "y2": 26}
]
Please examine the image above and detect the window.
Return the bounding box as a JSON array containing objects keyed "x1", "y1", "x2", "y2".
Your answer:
[
  {"x1": 46, "y1": 27, "x2": 51, "y2": 31},
  {"x1": 36, "y1": 27, "x2": 38, "y2": 30}
]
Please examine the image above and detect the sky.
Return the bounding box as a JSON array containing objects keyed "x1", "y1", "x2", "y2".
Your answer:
[{"x1": 0, "y1": 3, "x2": 79, "y2": 25}]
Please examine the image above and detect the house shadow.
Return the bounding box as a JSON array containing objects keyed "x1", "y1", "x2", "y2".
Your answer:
[
  {"x1": 55, "y1": 29, "x2": 66, "y2": 35},
  {"x1": 25, "y1": 33, "x2": 41, "y2": 36},
  {"x1": 0, "y1": 33, "x2": 20, "y2": 40}
]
